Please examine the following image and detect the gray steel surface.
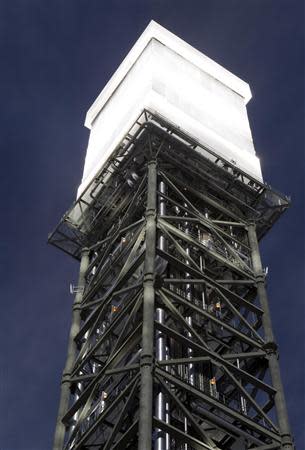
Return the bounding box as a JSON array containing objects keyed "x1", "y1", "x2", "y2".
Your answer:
[{"x1": 50, "y1": 113, "x2": 294, "y2": 450}]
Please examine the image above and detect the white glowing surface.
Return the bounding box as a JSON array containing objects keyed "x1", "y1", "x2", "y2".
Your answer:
[{"x1": 78, "y1": 21, "x2": 262, "y2": 198}]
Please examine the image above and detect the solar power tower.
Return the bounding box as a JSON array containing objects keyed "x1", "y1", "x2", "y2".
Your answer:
[{"x1": 49, "y1": 21, "x2": 294, "y2": 450}]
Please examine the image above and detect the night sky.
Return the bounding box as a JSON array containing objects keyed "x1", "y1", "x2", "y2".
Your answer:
[{"x1": 1, "y1": 1, "x2": 304, "y2": 449}]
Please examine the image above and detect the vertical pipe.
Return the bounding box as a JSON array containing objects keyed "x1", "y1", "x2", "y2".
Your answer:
[
  {"x1": 53, "y1": 248, "x2": 89, "y2": 450},
  {"x1": 184, "y1": 209, "x2": 194, "y2": 450},
  {"x1": 248, "y1": 223, "x2": 294, "y2": 450},
  {"x1": 155, "y1": 180, "x2": 167, "y2": 450},
  {"x1": 199, "y1": 255, "x2": 206, "y2": 310},
  {"x1": 69, "y1": 329, "x2": 89, "y2": 440},
  {"x1": 138, "y1": 160, "x2": 157, "y2": 450},
  {"x1": 184, "y1": 212, "x2": 194, "y2": 387}
]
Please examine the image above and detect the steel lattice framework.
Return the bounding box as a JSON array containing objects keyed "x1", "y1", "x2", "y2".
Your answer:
[{"x1": 50, "y1": 111, "x2": 294, "y2": 450}]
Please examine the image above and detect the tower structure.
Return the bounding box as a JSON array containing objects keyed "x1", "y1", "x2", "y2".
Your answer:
[{"x1": 50, "y1": 22, "x2": 294, "y2": 450}]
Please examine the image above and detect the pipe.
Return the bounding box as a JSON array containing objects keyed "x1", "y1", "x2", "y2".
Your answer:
[
  {"x1": 184, "y1": 208, "x2": 194, "y2": 450},
  {"x1": 138, "y1": 160, "x2": 157, "y2": 450},
  {"x1": 53, "y1": 248, "x2": 89, "y2": 450},
  {"x1": 155, "y1": 180, "x2": 168, "y2": 450},
  {"x1": 248, "y1": 223, "x2": 294, "y2": 450}
]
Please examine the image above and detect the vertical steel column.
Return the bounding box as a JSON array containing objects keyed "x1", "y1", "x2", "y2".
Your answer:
[
  {"x1": 184, "y1": 217, "x2": 194, "y2": 388},
  {"x1": 53, "y1": 248, "x2": 89, "y2": 450},
  {"x1": 248, "y1": 223, "x2": 294, "y2": 450},
  {"x1": 184, "y1": 214, "x2": 194, "y2": 450},
  {"x1": 155, "y1": 180, "x2": 167, "y2": 450},
  {"x1": 138, "y1": 159, "x2": 157, "y2": 450}
]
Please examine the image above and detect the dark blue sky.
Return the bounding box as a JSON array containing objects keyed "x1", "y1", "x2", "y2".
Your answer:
[{"x1": 1, "y1": 1, "x2": 304, "y2": 449}]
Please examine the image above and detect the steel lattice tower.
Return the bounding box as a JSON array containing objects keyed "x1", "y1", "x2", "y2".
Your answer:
[{"x1": 50, "y1": 22, "x2": 294, "y2": 450}]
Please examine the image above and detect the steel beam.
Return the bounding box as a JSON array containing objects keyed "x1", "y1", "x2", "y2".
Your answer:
[
  {"x1": 52, "y1": 248, "x2": 89, "y2": 450},
  {"x1": 248, "y1": 223, "x2": 294, "y2": 450},
  {"x1": 138, "y1": 159, "x2": 157, "y2": 450},
  {"x1": 50, "y1": 112, "x2": 293, "y2": 450}
]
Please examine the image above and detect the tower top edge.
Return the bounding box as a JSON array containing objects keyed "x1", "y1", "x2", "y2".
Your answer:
[{"x1": 85, "y1": 20, "x2": 252, "y2": 129}]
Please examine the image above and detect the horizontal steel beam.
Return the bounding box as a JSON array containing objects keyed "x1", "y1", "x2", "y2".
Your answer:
[
  {"x1": 153, "y1": 417, "x2": 212, "y2": 450},
  {"x1": 156, "y1": 367, "x2": 281, "y2": 443},
  {"x1": 155, "y1": 322, "x2": 276, "y2": 395}
]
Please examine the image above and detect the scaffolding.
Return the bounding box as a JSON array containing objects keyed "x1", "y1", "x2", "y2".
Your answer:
[{"x1": 50, "y1": 111, "x2": 294, "y2": 450}]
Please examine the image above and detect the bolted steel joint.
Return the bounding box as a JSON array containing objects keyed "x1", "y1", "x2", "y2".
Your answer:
[
  {"x1": 144, "y1": 273, "x2": 154, "y2": 283},
  {"x1": 281, "y1": 432, "x2": 294, "y2": 449},
  {"x1": 72, "y1": 301, "x2": 83, "y2": 312},
  {"x1": 61, "y1": 372, "x2": 71, "y2": 385},
  {"x1": 140, "y1": 353, "x2": 154, "y2": 368},
  {"x1": 263, "y1": 341, "x2": 278, "y2": 355},
  {"x1": 145, "y1": 209, "x2": 156, "y2": 218},
  {"x1": 255, "y1": 273, "x2": 266, "y2": 284},
  {"x1": 247, "y1": 220, "x2": 256, "y2": 229},
  {"x1": 147, "y1": 158, "x2": 157, "y2": 166}
]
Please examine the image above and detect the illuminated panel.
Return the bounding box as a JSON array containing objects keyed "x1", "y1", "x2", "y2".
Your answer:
[{"x1": 78, "y1": 21, "x2": 261, "y2": 198}]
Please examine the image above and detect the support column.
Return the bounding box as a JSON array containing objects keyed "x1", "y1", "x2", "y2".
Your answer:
[
  {"x1": 248, "y1": 223, "x2": 294, "y2": 450},
  {"x1": 53, "y1": 248, "x2": 89, "y2": 450},
  {"x1": 155, "y1": 180, "x2": 167, "y2": 450},
  {"x1": 138, "y1": 160, "x2": 157, "y2": 450}
]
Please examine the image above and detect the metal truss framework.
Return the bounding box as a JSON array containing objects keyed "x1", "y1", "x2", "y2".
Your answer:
[{"x1": 50, "y1": 111, "x2": 294, "y2": 450}]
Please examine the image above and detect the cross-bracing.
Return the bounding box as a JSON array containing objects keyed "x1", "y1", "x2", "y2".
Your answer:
[{"x1": 50, "y1": 111, "x2": 294, "y2": 450}]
